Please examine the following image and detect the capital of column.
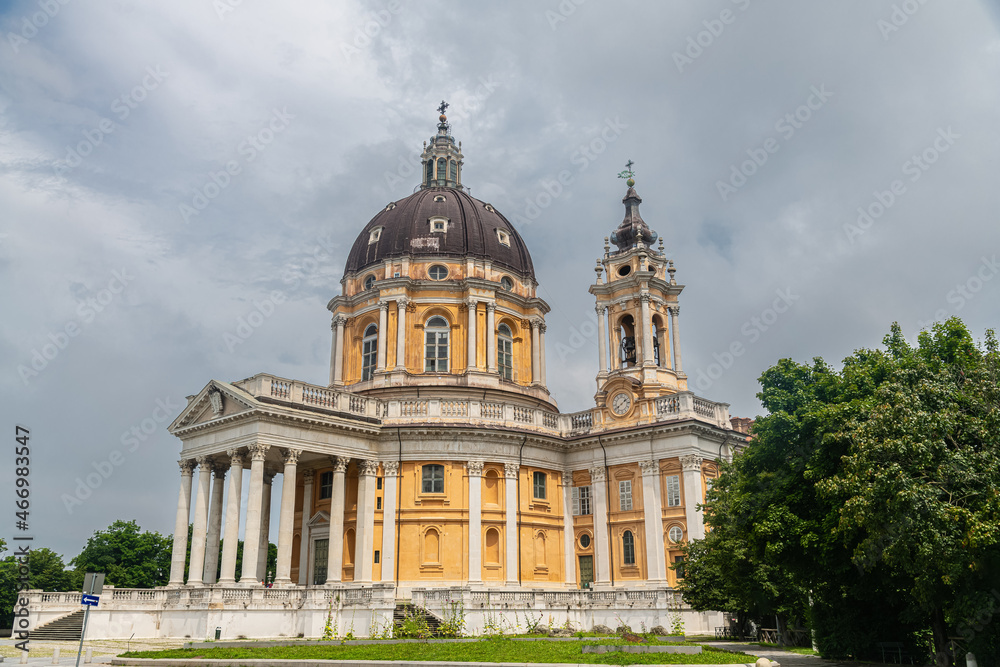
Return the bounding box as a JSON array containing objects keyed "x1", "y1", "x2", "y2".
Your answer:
[
  {"x1": 503, "y1": 462, "x2": 519, "y2": 479},
  {"x1": 561, "y1": 471, "x2": 574, "y2": 486},
  {"x1": 281, "y1": 448, "x2": 303, "y2": 465},
  {"x1": 640, "y1": 293, "x2": 651, "y2": 304},
  {"x1": 638, "y1": 460, "x2": 660, "y2": 476},
  {"x1": 226, "y1": 447, "x2": 245, "y2": 466},
  {"x1": 378, "y1": 300, "x2": 389, "y2": 312},
  {"x1": 679, "y1": 454, "x2": 702, "y2": 472},
  {"x1": 358, "y1": 459, "x2": 379, "y2": 477},
  {"x1": 486, "y1": 302, "x2": 497, "y2": 313},
  {"x1": 333, "y1": 456, "x2": 350, "y2": 473},
  {"x1": 381, "y1": 460, "x2": 400, "y2": 476},
  {"x1": 466, "y1": 461, "x2": 485, "y2": 477},
  {"x1": 195, "y1": 455, "x2": 213, "y2": 469},
  {"x1": 668, "y1": 306, "x2": 680, "y2": 316},
  {"x1": 212, "y1": 462, "x2": 230, "y2": 478},
  {"x1": 596, "y1": 305, "x2": 607, "y2": 316},
  {"x1": 248, "y1": 443, "x2": 270, "y2": 462},
  {"x1": 395, "y1": 297, "x2": 410, "y2": 310},
  {"x1": 529, "y1": 317, "x2": 542, "y2": 331},
  {"x1": 539, "y1": 322, "x2": 547, "y2": 334},
  {"x1": 464, "y1": 297, "x2": 479, "y2": 308},
  {"x1": 332, "y1": 314, "x2": 348, "y2": 329},
  {"x1": 589, "y1": 466, "x2": 606, "y2": 483},
  {"x1": 302, "y1": 469, "x2": 315, "y2": 484},
  {"x1": 178, "y1": 459, "x2": 196, "y2": 475}
]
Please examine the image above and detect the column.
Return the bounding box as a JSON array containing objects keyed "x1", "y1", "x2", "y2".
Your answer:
[
  {"x1": 241, "y1": 443, "x2": 269, "y2": 584},
  {"x1": 539, "y1": 324, "x2": 547, "y2": 386},
  {"x1": 562, "y1": 472, "x2": 576, "y2": 586},
  {"x1": 333, "y1": 316, "x2": 346, "y2": 385},
  {"x1": 669, "y1": 306, "x2": 683, "y2": 373},
  {"x1": 486, "y1": 303, "x2": 497, "y2": 372},
  {"x1": 203, "y1": 461, "x2": 228, "y2": 584},
  {"x1": 680, "y1": 455, "x2": 705, "y2": 540},
  {"x1": 590, "y1": 466, "x2": 611, "y2": 586},
  {"x1": 466, "y1": 298, "x2": 478, "y2": 370},
  {"x1": 297, "y1": 470, "x2": 314, "y2": 586},
  {"x1": 659, "y1": 316, "x2": 672, "y2": 369},
  {"x1": 394, "y1": 298, "x2": 409, "y2": 370},
  {"x1": 640, "y1": 294, "x2": 654, "y2": 366},
  {"x1": 596, "y1": 307, "x2": 608, "y2": 376},
  {"x1": 639, "y1": 460, "x2": 667, "y2": 582},
  {"x1": 325, "y1": 456, "x2": 349, "y2": 583},
  {"x1": 329, "y1": 319, "x2": 337, "y2": 385},
  {"x1": 354, "y1": 459, "x2": 379, "y2": 584},
  {"x1": 504, "y1": 463, "x2": 519, "y2": 585},
  {"x1": 187, "y1": 456, "x2": 213, "y2": 586},
  {"x1": 380, "y1": 461, "x2": 399, "y2": 583},
  {"x1": 167, "y1": 460, "x2": 195, "y2": 586},
  {"x1": 467, "y1": 461, "x2": 484, "y2": 584},
  {"x1": 376, "y1": 302, "x2": 388, "y2": 372},
  {"x1": 257, "y1": 472, "x2": 274, "y2": 582},
  {"x1": 530, "y1": 319, "x2": 541, "y2": 384},
  {"x1": 274, "y1": 448, "x2": 302, "y2": 586},
  {"x1": 218, "y1": 450, "x2": 244, "y2": 585}
]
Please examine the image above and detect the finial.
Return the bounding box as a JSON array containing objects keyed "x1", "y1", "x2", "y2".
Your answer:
[
  {"x1": 668, "y1": 260, "x2": 676, "y2": 285},
  {"x1": 658, "y1": 237, "x2": 664, "y2": 252},
  {"x1": 603, "y1": 236, "x2": 611, "y2": 255},
  {"x1": 437, "y1": 100, "x2": 449, "y2": 122},
  {"x1": 618, "y1": 159, "x2": 635, "y2": 188},
  {"x1": 595, "y1": 262, "x2": 604, "y2": 284}
]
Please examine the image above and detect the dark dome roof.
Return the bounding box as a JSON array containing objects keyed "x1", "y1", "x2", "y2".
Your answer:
[{"x1": 345, "y1": 187, "x2": 535, "y2": 280}]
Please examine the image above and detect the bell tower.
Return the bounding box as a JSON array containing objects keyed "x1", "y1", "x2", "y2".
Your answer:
[{"x1": 590, "y1": 164, "x2": 687, "y2": 419}]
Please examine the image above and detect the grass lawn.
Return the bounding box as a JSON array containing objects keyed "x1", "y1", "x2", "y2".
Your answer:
[{"x1": 124, "y1": 638, "x2": 758, "y2": 664}]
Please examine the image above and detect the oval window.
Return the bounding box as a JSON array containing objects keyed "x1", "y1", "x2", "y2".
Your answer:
[
  {"x1": 579, "y1": 533, "x2": 591, "y2": 549},
  {"x1": 429, "y1": 265, "x2": 448, "y2": 280},
  {"x1": 364, "y1": 275, "x2": 376, "y2": 290},
  {"x1": 500, "y1": 276, "x2": 514, "y2": 291},
  {"x1": 617, "y1": 265, "x2": 632, "y2": 277},
  {"x1": 668, "y1": 526, "x2": 684, "y2": 544}
]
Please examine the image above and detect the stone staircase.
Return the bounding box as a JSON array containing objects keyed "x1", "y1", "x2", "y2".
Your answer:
[
  {"x1": 392, "y1": 602, "x2": 442, "y2": 636},
  {"x1": 31, "y1": 609, "x2": 84, "y2": 641}
]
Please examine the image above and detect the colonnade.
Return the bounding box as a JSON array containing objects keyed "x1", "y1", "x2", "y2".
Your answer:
[{"x1": 594, "y1": 301, "x2": 683, "y2": 374}]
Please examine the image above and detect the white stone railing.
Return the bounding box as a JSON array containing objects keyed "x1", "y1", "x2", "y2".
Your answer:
[
  {"x1": 411, "y1": 586, "x2": 680, "y2": 610},
  {"x1": 235, "y1": 374, "x2": 731, "y2": 436}
]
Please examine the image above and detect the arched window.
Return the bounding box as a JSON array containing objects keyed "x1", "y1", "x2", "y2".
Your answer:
[
  {"x1": 622, "y1": 530, "x2": 636, "y2": 566},
  {"x1": 497, "y1": 323, "x2": 513, "y2": 380},
  {"x1": 483, "y1": 469, "x2": 500, "y2": 506},
  {"x1": 425, "y1": 316, "x2": 449, "y2": 372},
  {"x1": 619, "y1": 315, "x2": 637, "y2": 367},
  {"x1": 361, "y1": 324, "x2": 378, "y2": 381}
]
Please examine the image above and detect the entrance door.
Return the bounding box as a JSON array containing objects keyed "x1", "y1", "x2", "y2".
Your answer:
[
  {"x1": 578, "y1": 555, "x2": 594, "y2": 588},
  {"x1": 313, "y1": 538, "x2": 328, "y2": 585}
]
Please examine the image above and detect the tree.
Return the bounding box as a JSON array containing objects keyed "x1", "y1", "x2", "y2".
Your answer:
[{"x1": 70, "y1": 520, "x2": 172, "y2": 588}]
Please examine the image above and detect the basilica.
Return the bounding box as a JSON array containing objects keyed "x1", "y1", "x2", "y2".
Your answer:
[{"x1": 27, "y1": 107, "x2": 748, "y2": 639}]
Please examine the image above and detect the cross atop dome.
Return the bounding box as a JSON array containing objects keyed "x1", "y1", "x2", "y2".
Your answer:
[{"x1": 421, "y1": 99, "x2": 464, "y2": 190}]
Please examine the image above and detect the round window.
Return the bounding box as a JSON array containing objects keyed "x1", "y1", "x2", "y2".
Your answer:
[
  {"x1": 364, "y1": 275, "x2": 376, "y2": 290},
  {"x1": 668, "y1": 526, "x2": 684, "y2": 544},
  {"x1": 617, "y1": 264, "x2": 632, "y2": 277},
  {"x1": 500, "y1": 276, "x2": 514, "y2": 291},
  {"x1": 429, "y1": 265, "x2": 448, "y2": 280},
  {"x1": 579, "y1": 533, "x2": 591, "y2": 549}
]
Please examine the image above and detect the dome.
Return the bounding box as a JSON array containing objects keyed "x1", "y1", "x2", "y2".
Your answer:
[{"x1": 344, "y1": 187, "x2": 536, "y2": 280}]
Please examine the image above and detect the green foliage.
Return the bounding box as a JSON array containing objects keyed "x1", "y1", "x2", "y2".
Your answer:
[
  {"x1": 680, "y1": 319, "x2": 1000, "y2": 664},
  {"x1": 396, "y1": 606, "x2": 432, "y2": 639},
  {"x1": 70, "y1": 519, "x2": 173, "y2": 588},
  {"x1": 437, "y1": 598, "x2": 466, "y2": 638}
]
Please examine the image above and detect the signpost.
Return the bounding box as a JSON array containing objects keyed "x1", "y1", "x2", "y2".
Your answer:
[{"x1": 76, "y1": 573, "x2": 104, "y2": 667}]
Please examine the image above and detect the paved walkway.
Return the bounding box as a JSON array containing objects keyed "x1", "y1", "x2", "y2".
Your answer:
[
  {"x1": 0, "y1": 639, "x2": 185, "y2": 665},
  {"x1": 704, "y1": 641, "x2": 862, "y2": 667}
]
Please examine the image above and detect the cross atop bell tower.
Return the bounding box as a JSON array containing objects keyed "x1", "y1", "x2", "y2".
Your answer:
[
  {"x1": 420, "y1": 101, "x2": 464, "y2": 190},
  {"x1": 590, "y1": 166, "x2": 687, "y2": 414}
]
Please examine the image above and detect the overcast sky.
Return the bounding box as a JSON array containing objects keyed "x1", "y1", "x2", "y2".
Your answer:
[{"x1": 3, "y1": 1, "x2": 999, "y2": 563}]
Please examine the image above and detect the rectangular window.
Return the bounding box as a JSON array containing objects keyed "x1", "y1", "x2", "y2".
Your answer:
[
  {"x1": 422, "y1": 464, "x2": 444, "y2": 494},
  {"x1": 622, "y1": 531, "x2": 636, "y2": 565},
  {"x1": 425, "y1": 331, "x2": 449, "y2": 372},
  {"x1": 674, "y1": 555, "x2": 686, "y2": 579},
  {"x1": 319, "y1": 471, "x2": 333, "y2": 500},
  {"x1": 362, "y1": 336, "x2": 378, "y2": 381},
  {"x1": 533, "y1": 471, "x2": 546, "y2": 499},
  {"x1": 374, "y1": 550, "x2": 380, "y2": 564},
  {"x1": 376, "y1": 497, "x2": 382, "y2": 510},
  {"x1": 498, "y1": 337, "x2": 513, "y2": 380},
  {"x1": 666, "y1": 474, "x2": 681, "y2": 507},
  {"x1": 619, "y1": 480, "x2": 633, "y2": 511},
  {"x1": 377, "y1": 477, "x2": 383, "y2": 490},
  {"x1": 572, "y1": 486, "x2": 592, "y2": 516}
]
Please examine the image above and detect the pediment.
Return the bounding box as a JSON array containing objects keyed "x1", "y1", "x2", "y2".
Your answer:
[
  {"x1": 307, "y1": 510, "x2": 330, "y2": 527},
  {"x1": 168, "y1": 380, "x2": 259, "y2": 432}
]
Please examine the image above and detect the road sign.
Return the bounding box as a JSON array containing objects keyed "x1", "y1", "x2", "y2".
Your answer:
[
  {"x1": 82, "y1": 572, "x2": 105, "y2": 596},
  {"x1": 81, "y1": 595, "x2": 99, "y2": 607}
]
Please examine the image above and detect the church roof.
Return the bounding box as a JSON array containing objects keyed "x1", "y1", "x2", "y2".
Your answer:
[{"x1": 344, "y1": 186, "x2": 536, "y2": 280}]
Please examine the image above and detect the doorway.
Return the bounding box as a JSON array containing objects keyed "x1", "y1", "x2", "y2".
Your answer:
[
  {"x1": 579, "y1": 555, "x2": 594, "y2": 588},
  {"x1": 313, "y1": 538, "x2": 328, "y2": 585}
]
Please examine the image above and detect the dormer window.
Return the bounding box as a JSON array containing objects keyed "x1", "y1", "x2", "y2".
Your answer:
[
  {"x1": 433, "y1": 195, "x2": 446, "y2": 202},
  {"x1": 484, "y1": 203, "x2": 495, "y2": 213},
  {"x1": 369, "y1": 227, "x2": 383, "y2": 244},
  {"x1": 496, "y1": 229, "x2": 510, "y2": 247},
  {"x1": 430, "y1": 217, "x2": 448, "y2": 233},
  {"x1": 384, "y1": 202, "x2": 396, "y2": 211}
]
